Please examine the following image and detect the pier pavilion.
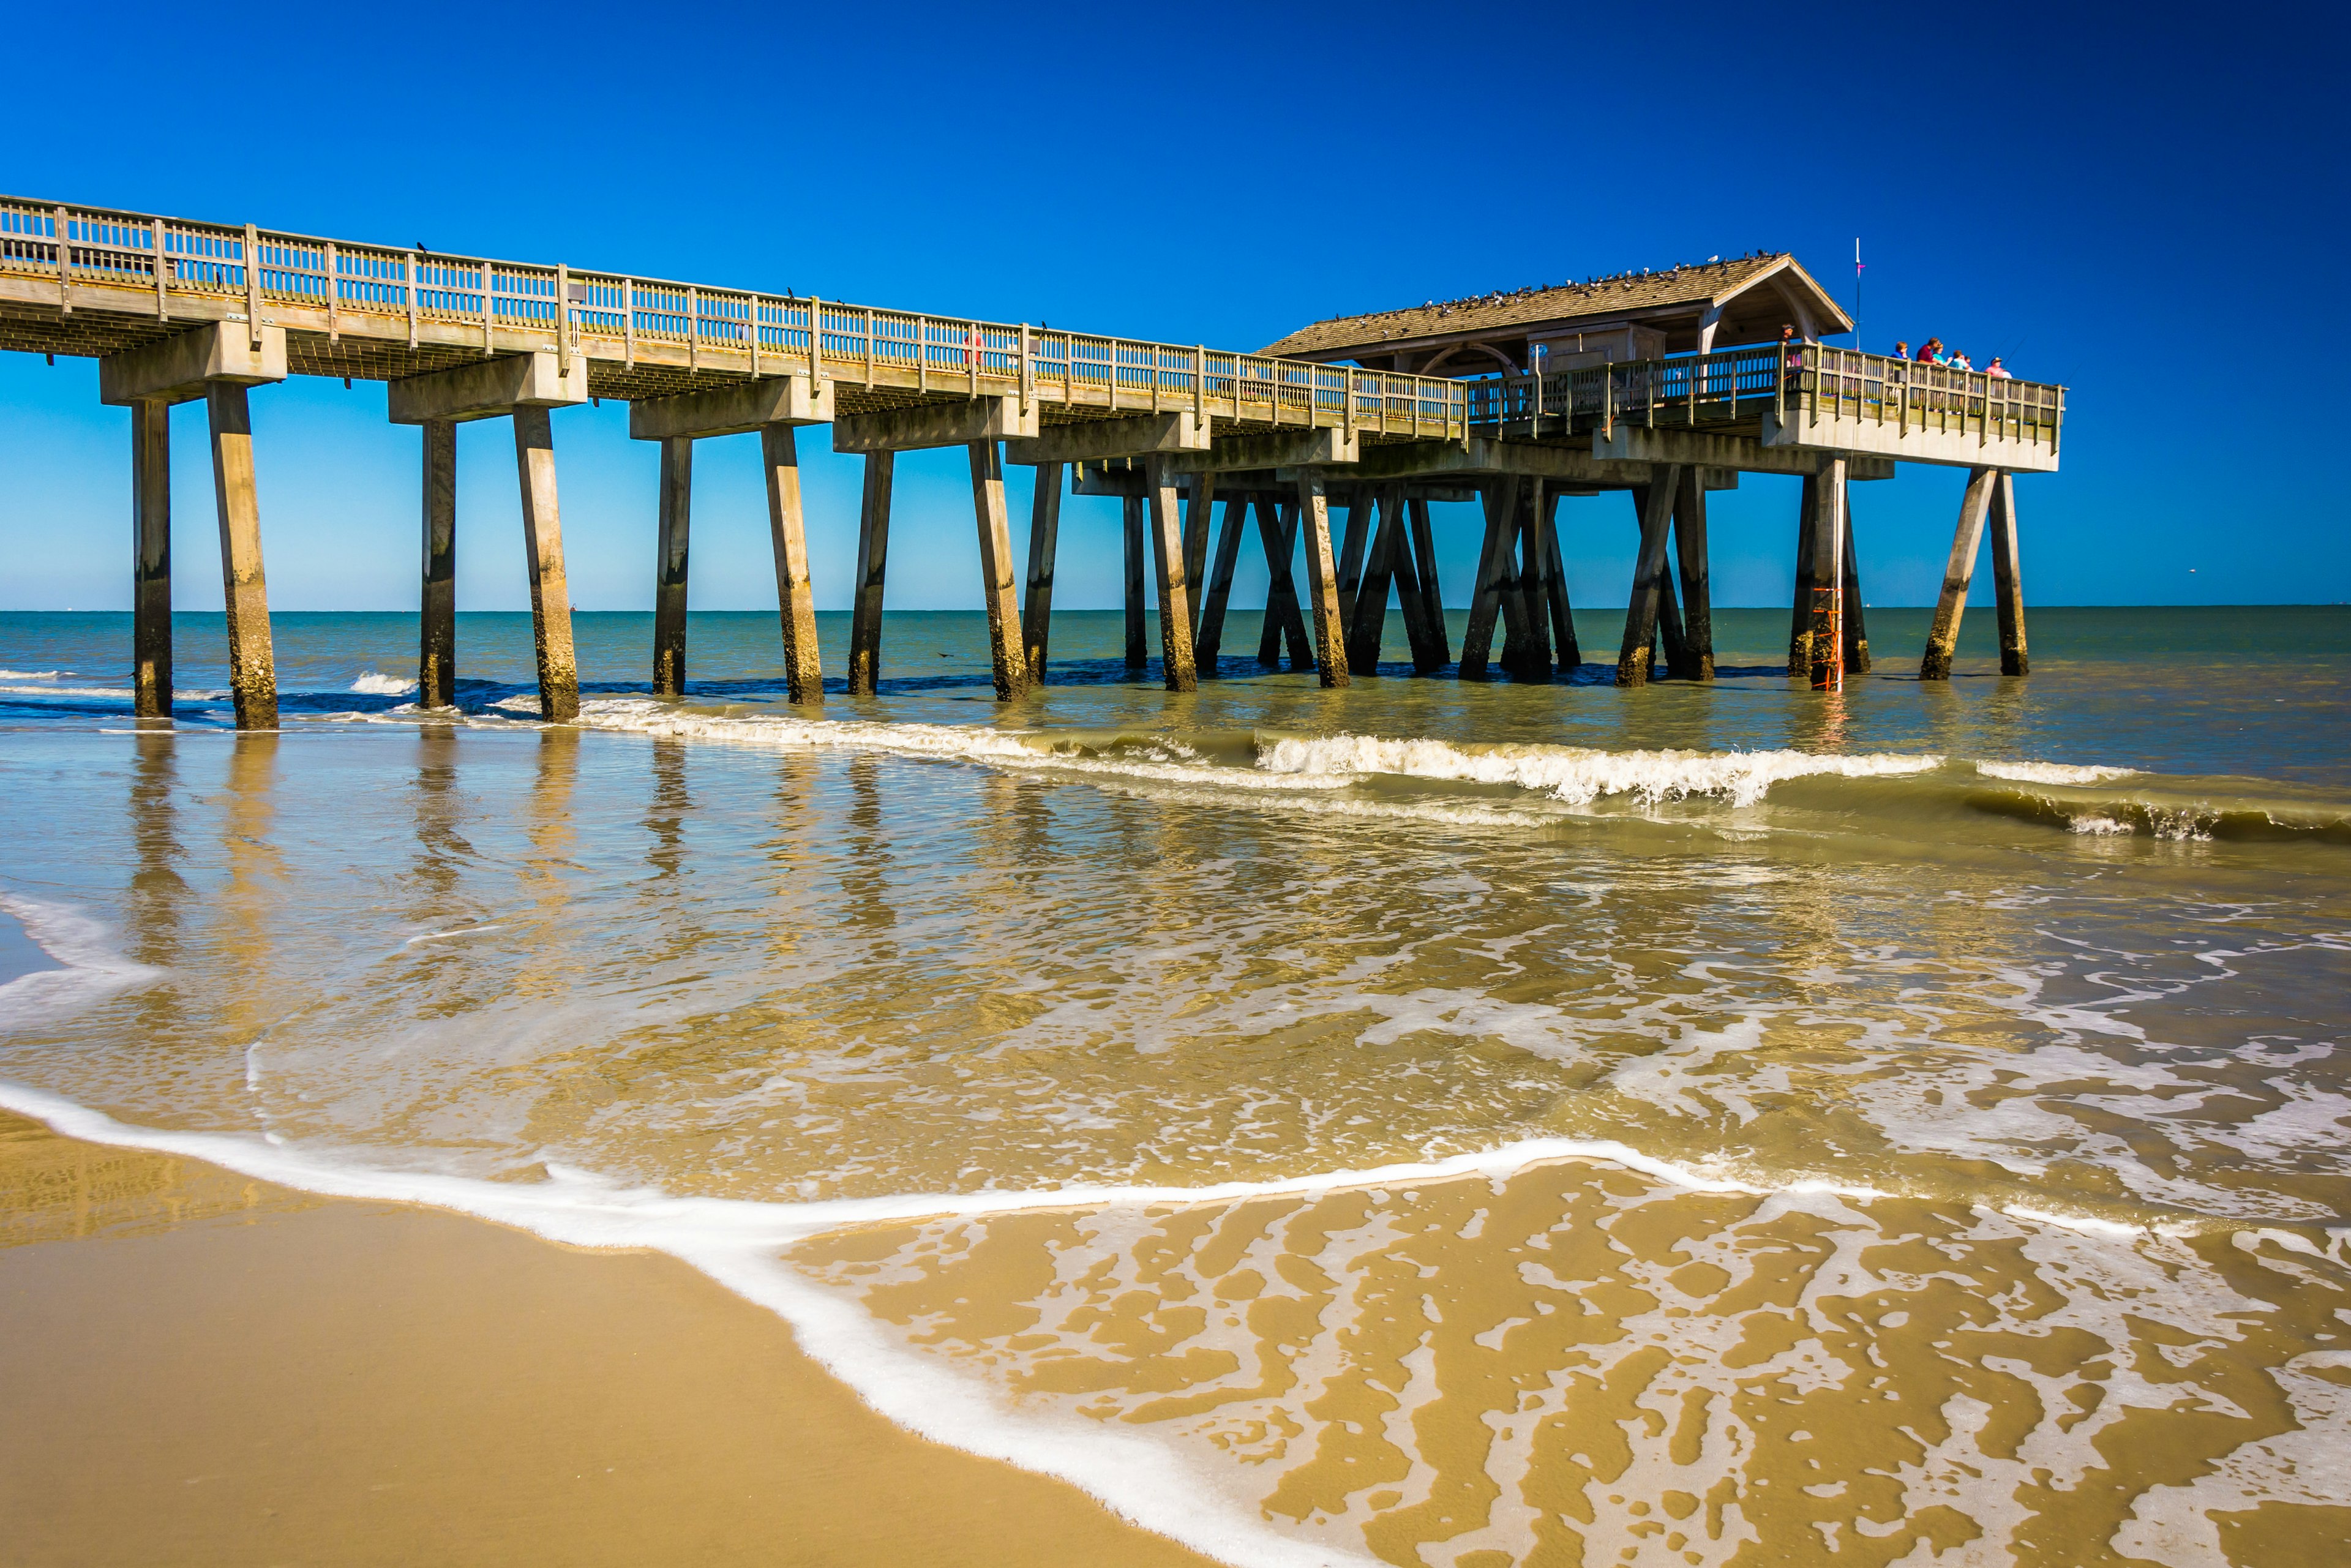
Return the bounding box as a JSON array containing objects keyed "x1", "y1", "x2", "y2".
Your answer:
[{"x1": 1, "y1": 197, "x2": 2061, "y2": 726}]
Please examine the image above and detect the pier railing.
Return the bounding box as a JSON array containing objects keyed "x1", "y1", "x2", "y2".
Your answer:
[
  {"x1": 1466, "y1": 344, "x2": 2064, "y2": 455},
  {"x1": 0, "y1": 196, "x2": 1469, "y2": 440}
]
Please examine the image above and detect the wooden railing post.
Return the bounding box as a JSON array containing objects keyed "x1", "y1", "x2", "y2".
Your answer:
[
  {"x1": 151, "y1": 217, "x2": 168, "y2": 321},
  {"x1": 808, "y1": 296, "x2": 822, "y2": 382},
  {"x1": 54, "y1": 205, "x2": 72, "y2": 314},
  {"x1": 244, "y1": 221, "x2": 262, "y2": 345}
]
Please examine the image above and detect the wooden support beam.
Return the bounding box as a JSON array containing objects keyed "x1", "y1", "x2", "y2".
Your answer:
[
  {"x1": 1840, "y1": 504, "x2": 1870, "y2": 676},
  {"x1": 1539, "y1": 489, "x2": 1580, "y2": 673},
  {"x1": 1334, "y1": 485, "x2": 1374, "y2": 631},
  {"x1": 1294, "y1": 470, "x2": 1350, "y2": 688},
  {"x1": 131, "y1": 399, "x2": 171, "y2": 718},
  {"x1": 1460, "y1": 475, "x2": 1522, "y2": 680},
  {"x1": 1671, "y1": 468, "x2": 1714, "y2": 680},
  {"x1": 848, "y1": 452, "x2": 894, "y2": 696},
  {"x1": 206, "y1": 382, "x2": 277, "y2": 730},
  {"x1": 1989, "y1": 472, "x2": 2028, "y2": 675},
  {"x1": 1919, "y1": 467, "x2": 1995, "y2": 681},
  {"x1": 966, "y1": 440, "x2": 1030, "y2": 701},
  {"x1": 1255, "y1": 497, "x2": 1311, "y2": 669},
  {"x1": 1346, "y1": 484, "x2": 1404, "y2": 675},
  {"x1": 1122, "y1": 494, "x2": 1148, "y2": 669},
  {"x1": 653, "y1": 435, "x2": 692, "y2": 698},
  {"x1": 1194, "y1": 493, "x2": 1248, "y2": 675},
  {"x1": 1181, "y1": 470, "x2": 1218, "y2": 631},
  {"x1": 1615, "y1": 464, "x2": 1683, "y2": 688},
  {"x1": 1788, "y1": 475, "x2": 1820, "y2": 678},
  {"x1": 1510, "y1": 480, "x2": 1554, "y2": 682},
  {"x1": 1143, "y1": 455, "x2": 1198, "y2": 692},
  {"x1": 762, "y1": 423, "x2": 823, "y2": 705},
  {"x1": 1020, "y1": 461, "x2": 1063, "y2": 683},
  {"x1": 419, "y1": 418, "x2": 456, "y2": 710},
  {"x1": 1809, "y1": 457, "x2": 1848, "y2": 692},
  {"x1": 510, "y1": 405, "x2": 579, "y2": 723},
  {"x1": 1408, "y1": 497, "x2": 1450, "y2": 669}
]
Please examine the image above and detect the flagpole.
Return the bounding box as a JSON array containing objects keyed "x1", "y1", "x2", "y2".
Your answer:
[{"x1": 1854, "y1": 238, "x2": 1864, "y2": 351}]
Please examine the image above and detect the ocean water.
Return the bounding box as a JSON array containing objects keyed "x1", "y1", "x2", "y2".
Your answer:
[{"x1": 3, "y1": 605, "x2": 2349, "y2": 1566}]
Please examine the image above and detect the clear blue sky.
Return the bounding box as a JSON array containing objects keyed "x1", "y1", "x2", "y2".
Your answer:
[{"x1": 2, "y1": 1, "x2": 2342, "y2": 613}]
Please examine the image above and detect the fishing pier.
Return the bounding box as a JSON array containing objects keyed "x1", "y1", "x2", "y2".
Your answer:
[{"x1": 1, "y1": 197, "x2": 2063, "y2": 727}]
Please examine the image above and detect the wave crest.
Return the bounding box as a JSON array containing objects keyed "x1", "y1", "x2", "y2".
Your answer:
[{"x1": 1258, "y1": 734, "x2": 1942, "y2": 806}]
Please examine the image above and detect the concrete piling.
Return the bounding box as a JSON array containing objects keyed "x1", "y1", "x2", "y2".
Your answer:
[
  {"x1": 760, "y1": 423, "x2": 824, "y2": 705},
  {"x1": 419, "y1": 418, "x2": 457, "y2": 709},
  {"x1": 130, "y1": 399, "x2": 171, "y2": 718},
  {"x1": 1989, "y1": 472, "x2": 2028, "y2": 675},
  {"x1": 1180, "y1": 473, "x2": 1218, "y2": 634},
  {"x1": 1019, "y1": 460, "x2": 1063, "y2": 682},
  {"x1": 1671, "y1": 468, "x2": 1714, "y2": 680},
  {"x1": 1142, "y1": 456, "x2": 1198, "y2": 692},
  {"x1": 1508, "y1": 481, "x2": 1554, "y2": 682},
  {"x1": 1194, "y1": 492, "x2": 1247, "y2": 673},
  {"x1": 847, "y1": 451, "x2": 894, "y2": 697},
  {"x1": 1254, "y1": 498, "x2": 1312, "y2": 670},
  {"x1": 1535, "y1": 487, "x2": 1578, "y2": 675},
  {"x1": 1920, "y1": 466, "x2": 1997, "y2": 681},
  {"x1": 1293, "y1": 470, "x2": 1351, "y2": 689},
  {"x1": 1788, "y1": 474, "x2": 1819, "y2": 679},
  {"x1": 1409, "y1": 498, "x2": 1450, "y2": 669},
  {"x1": 1122, "y1": 493, "x2": 1148, "y2": 669},
  {"x1": 205, "y1": 381, "x2": 278, "y2": 730},
  {"x1": 1808, "y1": 457, "x2": 1848, "y2": 692},
  {"x1": 965, "y1": 440, "x2": 1030, "y2": 701},
  {"x1": 653, "y1": 435, "x2": 693, "y2": 698},
  {"x1": 1615, "y1": 467, "x2": 1683, "y2": 687},
  {"x1": 1840, "y1": 506, "x2": 1870, "y2": 675},
  {"x1": 1460, "y1": 476, "x2": 1521, "y2": 680},
  {"x1": 509, "y1": 405, "x2": 580, "y2": 723}
]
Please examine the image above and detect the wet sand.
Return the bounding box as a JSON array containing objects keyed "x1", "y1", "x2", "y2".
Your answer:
[{"x1": 0, "y1": 1112, "x2": 1215, "y2": 1568}]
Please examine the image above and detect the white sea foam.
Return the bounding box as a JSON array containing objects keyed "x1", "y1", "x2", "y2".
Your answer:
[
  {"x1": 1976, "y1": 759, "x2": 2140, "y2": 785},
  {"x1": 350, "y1": 671, "x2": 419, "y2": 696},
  {"x1": 0, "y1": 668, "x2": 63, "y2": 680},
  {"x1": 0, "y1": 897, "x2": 164, "y2": 1032},
  {"x1": 1256, "y1": 734, "x2": 1943, "y2": 806}
]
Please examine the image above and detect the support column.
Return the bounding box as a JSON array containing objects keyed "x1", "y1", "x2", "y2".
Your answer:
[
  {"x1": 1409, "y1": 497, "x2": 1450, "y2": 668},
  {"x1": 1334, "y1": 486, "x2": 1374, "y2": 631},
  {"x1": 419, "y1": 418, "x2": 457, "y2": 709},
  {"x1": 1840, "y1": 506, "x2": 1870, "y2": 676},
  {"x1": 1616, "y1": 465, "x2": 1682, "y2": 687},
  {"x1": 653, "y1": 435, "x2": 692, "y2": 697},
  {"x1": 1122, "y1": 493, "x2": 1148, "y2": 669},
  {"x1": 1255, "y1": 497, "x2": 1311, "y2": 670},
  {"x1": 966, "y1": 440, "x2": 1030, "y2": 700},
  {"x1": 762, "y1": 423, "x2": 823, "y2": 704},
  {"x1": 1144, "y1": 456, "x2": 1198, "y2": 692},
  {"x1": 131, "y1": 399, "x2": 172, "y2": 718},
  {"x1": 206, "y1": 382, "x2": 277, "y2": 729},
  {"x1": 510, "y1": 406, "x2": 579, "y2": 723},
  {"x1": 1919, "y1": 466, "x2": 1996, "y2": 681},
  {"x1": 847, "y1": 452, "x2": 894, "y2": 696},
  {"x1": 1021, "y1": 460, "x2": 1063, "y2": 682},
  {"x1": 1539, "y1": 491, "x2": 1580, "y2": 673},
  {"x1": 1346, "y1": 482, "x2": 1406, "y2": 676},
  {"x1": 1294, "y1": 470, "x2": 1350, "y2": 688},
  {"x1": 1671, "y1": 468, "x2": 1714, "y2": 680},
  {"x1": 1195, "y1": 492, "x2": 1247, "y2": 673},
  {"x1": 1510, "y1": 481, "x2": 1554, "y2": 683},
  {"x1": 1808, "y1": 456, "x2": 1848, "y2": 692},
  {"x1": 1788, "y1": 474, "x2": 1820, "y2": 678},
  {"x1": 1460, "y1": 476, "x2": 1522, "y2": 680},
  {"x1": 1182, "y1": 471, "x2": 1218, "y2": 629},
  {"x1": 1989, "y1": 473, "x2": 2028, "y2": 675}
]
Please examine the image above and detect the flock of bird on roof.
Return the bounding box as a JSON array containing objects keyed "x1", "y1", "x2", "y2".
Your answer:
[{"x1": 1322, "y1": 250, "x2": 1779, "y2": 326}]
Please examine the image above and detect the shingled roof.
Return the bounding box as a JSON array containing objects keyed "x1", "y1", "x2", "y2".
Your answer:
[{"x1": 1257, "y1": 253, "x2": 1850, "y2": 361}]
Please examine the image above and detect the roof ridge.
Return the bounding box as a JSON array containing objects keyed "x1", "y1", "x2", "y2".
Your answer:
[{"x1": 1303, "y1": 250, "x2": 1786, "y2": 331}]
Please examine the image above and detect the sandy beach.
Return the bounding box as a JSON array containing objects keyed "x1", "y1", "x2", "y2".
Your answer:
[{"x1": 0, "y1": 1111, "x2": 1215, "y2": 1568}]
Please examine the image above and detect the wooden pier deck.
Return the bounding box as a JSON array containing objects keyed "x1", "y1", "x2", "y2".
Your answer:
[{"x1": 1, "y1": 195, "x2": 2065, "y2": 726}]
